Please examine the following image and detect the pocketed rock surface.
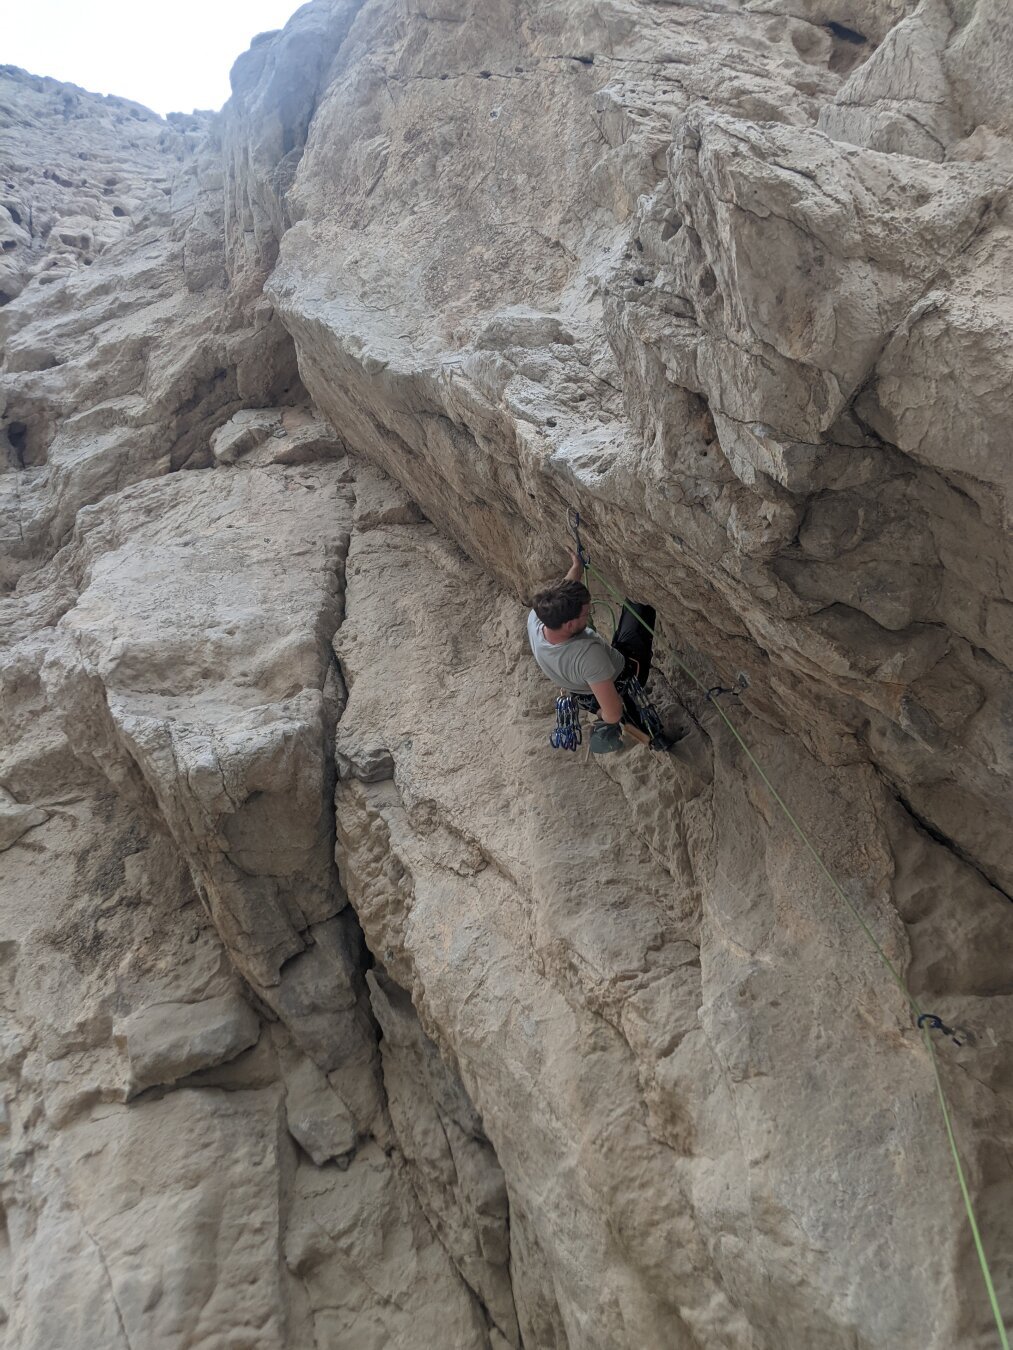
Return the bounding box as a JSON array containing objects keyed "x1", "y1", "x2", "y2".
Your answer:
[{"x1": 1, "y1": 4, "x2": 1011, "y2": 1347}]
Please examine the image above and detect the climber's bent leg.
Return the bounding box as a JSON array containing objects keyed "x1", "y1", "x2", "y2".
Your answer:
[{"x1": 612, "y1": 599, "x2": 656, "y2": 686}]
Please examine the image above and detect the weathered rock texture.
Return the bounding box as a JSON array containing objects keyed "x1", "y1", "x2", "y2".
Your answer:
[{"x1": 1, "y1": 2, "x2": 1011, "y2": 1347}]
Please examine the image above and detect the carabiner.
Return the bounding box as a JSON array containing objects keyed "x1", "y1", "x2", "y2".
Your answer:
[{"x1": 567, "y1": 507, "x2": 591, "y2": 568}]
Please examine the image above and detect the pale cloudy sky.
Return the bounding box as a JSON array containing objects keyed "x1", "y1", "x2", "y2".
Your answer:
[{"x1": 3, "y1": 0, "x2": 305, "y2": 117}]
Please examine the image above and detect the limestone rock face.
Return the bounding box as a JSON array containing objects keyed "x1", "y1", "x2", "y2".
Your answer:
[
  {"x1": 332, "y1": 491, "x2": 1010, "y2": 1350},
  {"x1": 115, "y1": 992, "x2": 261, "y2": 1097},
  {"x1": 2, "y1": 2, "x2": 1012, "y2": 1349},
  {"x1": 0, "y1": 65, "x2": 304, "y2": 595},
  {"x1": 0, "y1": 68, "x2": 170, "y2": 307}
]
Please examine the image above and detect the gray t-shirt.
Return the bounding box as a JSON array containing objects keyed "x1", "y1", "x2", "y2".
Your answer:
[{"x1": 527, "y1": 610, "x2": 624, "y2": 692}]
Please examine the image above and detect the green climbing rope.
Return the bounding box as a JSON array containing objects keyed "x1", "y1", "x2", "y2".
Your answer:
[
  {"x1": 581, "y1": 554, "x2": 1010, "y2": 1350},
  {"x1": 586, "y1": 597, "x2": 615, "y2": 636}
]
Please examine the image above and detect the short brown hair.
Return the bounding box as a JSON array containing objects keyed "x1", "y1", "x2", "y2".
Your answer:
[{"x1": 532, "y1": 579, "x2": 590, "y2": 628}]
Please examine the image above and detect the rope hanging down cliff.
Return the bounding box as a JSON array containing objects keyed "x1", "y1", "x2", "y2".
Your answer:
[{"x1": 565, "y1": 509, "x2": 1009, "y2": 1350}]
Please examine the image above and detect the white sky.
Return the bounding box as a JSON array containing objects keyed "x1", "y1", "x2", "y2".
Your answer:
[{"x1": 2, "y1": 0, "x2": 306, "y2": 117}]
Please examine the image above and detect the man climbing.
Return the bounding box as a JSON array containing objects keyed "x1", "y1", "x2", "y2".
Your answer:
[{"x1": 527, "y1": 549, "x2": 667, "y2": 753}]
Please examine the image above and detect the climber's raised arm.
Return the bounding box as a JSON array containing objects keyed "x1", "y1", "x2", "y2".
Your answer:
[{"x1": 563, "y1": 548, "x2": 583, "y2": 583}]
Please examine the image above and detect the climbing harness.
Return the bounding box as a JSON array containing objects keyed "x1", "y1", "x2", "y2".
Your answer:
[
  {"x1": 564, "y1": 507, "x2": 1009, "y2": 1349},
  {"x1": 550, "y1": 680, "x2": 665, "y2": 755},
  {"x1": 550, "y1": 692, "x2": 583, "y2": 751},
  {"x1": 549, "y1": 673, "x2": 665, "y2": 753}
]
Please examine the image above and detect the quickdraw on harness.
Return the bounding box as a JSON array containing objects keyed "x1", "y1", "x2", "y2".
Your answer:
[
  {"x1": 619, "y1": 672, "x2": 665, "y2": 743},
  {"x1": 550, "y1": 693, "x2": 582, "y2": 751},
  {"x1": 550, "y1": 683, "x2": 662, "y2": 754}
]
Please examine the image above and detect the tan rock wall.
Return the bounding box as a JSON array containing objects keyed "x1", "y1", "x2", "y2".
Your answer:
[{"x1": 1, "y1": 2, "x2": 1011, "y2": 1347}]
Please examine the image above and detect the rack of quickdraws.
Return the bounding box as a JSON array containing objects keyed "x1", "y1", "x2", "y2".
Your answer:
[
  {"x1": 550, "y1": 693, "x2": 582, "y2": 750},
  {"x1": 621, "y1": 675, "x2": 665, "y2": 744}
]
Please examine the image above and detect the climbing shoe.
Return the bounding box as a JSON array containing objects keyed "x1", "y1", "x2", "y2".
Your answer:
[{"x1": 589, "y1": 720, "x2": 624, "y2": 754}]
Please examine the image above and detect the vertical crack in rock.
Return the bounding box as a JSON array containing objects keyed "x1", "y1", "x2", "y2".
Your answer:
[
  {"x1": 327, "y1": 464, "x2": 523, "y2": 1345},
  {"x1": 365, "y1": 965, "x2": 521, "y2": 1347}
]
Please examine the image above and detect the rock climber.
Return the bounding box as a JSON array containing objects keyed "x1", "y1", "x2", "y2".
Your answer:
[{"x1": 527, "y1": 548, "x2": 669, "y2": 753}]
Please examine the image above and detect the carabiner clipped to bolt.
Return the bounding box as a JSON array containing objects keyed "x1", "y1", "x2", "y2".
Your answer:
[
  {"x1": 917, "y1": 1012, "x2": 966, "y2": 1049},
  {"x1": 567, "y1": 507, "x2": 591, "y2": 568}
]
